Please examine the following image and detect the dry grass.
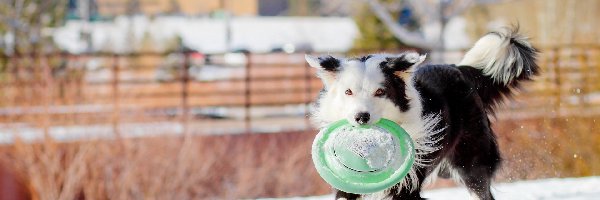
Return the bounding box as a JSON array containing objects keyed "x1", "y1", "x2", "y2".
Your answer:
[
  {"x1": 0, "y1": 131, "x2": 332, "y2": 200},
  {"x1": 494, "y1": 116, "x2": 600, "y2": 181},
  {"x1": 1, "y1": 116, "x2": 598, "y2": 199}
]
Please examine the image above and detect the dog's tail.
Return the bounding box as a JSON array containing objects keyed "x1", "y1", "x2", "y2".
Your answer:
[{"x1": 458, "y1": 27, "x2": 539, "y2": 114}]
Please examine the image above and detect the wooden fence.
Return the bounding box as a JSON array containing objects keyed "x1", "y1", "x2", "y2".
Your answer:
[
  {"x1": 0, "y1": 52, "x2": 320, "y2": 139},
  {"x1": 498, "y1": 45, "x2": 600, "y2": 119},
  {"x1": 0, "y1": 46, "x2": 598, "y2": 139}
]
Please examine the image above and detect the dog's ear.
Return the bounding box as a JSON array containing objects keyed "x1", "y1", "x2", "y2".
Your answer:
[
  {"x1": 305, "y1": 55, "x2": 341, "y2": 72},
  {"x1": 382, "y1": 52, "x2": 426, "y2": 72},
  {"x1": 305, "y1": 55, "x2": 342, "y2": 87}
]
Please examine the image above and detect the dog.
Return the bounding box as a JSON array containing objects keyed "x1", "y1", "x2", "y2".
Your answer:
[{"x1": 305, "y1": 27, "x2": 539, "y2": 200}]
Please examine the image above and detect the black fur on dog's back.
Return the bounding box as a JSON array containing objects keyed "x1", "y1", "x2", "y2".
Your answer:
[
  {"x1": 410, "y1": 64, "x2": 501, "y2": 199},
  {"x1": 386, "y1": 27, "x2": 539, "y2": 200},
  {"x1": 329, "y1": 27, "x2": 539, "y2": 200}
]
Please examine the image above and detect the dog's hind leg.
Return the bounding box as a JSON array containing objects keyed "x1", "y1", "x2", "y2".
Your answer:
[
  {"x1": 458, "y1": 165, "x2": 495, "y2": 200},
  {"x1": 450, "y1": 133, "x2": 501, "y2": 200}
]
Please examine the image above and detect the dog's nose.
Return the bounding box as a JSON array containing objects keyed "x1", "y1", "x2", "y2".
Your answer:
[{"x1": 354, "y1": 112, "x2": 370, "y2": 125}]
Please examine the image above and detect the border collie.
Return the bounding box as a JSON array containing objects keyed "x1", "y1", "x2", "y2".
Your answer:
[{"x1": 305, "y1": 27, "x2": 539, "y2": 200}]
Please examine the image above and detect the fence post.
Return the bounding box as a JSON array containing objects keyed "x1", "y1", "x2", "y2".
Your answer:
[
  {"x1": 244, "y1": 52, "x2": 251, "y2": 134},
  {"x1": 111, "y1": 54, "x2": 121, "y2": 138},
  {"x1": 579, "y1": 48, "x2": 589, "y2": 108},
  {"x1": 40, "y1": 52, "x2": 52, "y2": 137},
  {"x1": 181, "y1": 51, "x2": 190, "y2": 137},
  {"x1": 552, "y1": 48, "x2": 562, "y2": 116},
  {"x1": 304, "y1": 52, "x2": 312, "y2": 133}
]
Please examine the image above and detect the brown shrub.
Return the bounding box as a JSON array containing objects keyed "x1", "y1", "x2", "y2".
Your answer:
[
  {"x1": 0, "y1": 131, "x2": 334, "y2": 200},
  {"x1": 494, "y1": 116, "x2": 600, "y2": 181},
  {"x1": 3, "y1": 116, "x2": 599, "y2": 199}
]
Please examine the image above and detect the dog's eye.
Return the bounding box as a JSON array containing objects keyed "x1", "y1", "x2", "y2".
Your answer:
[
  {"x1": 345, "y1": 89, "x2": 353, "y2": 96},
  {"x1": 374, "y1": 88, "x2": 385, "y2": 97}
]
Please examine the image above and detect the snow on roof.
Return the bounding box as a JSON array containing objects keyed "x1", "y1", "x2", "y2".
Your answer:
[{"x1": 52, "y1": 16, "x2": 360, "y2": 54}]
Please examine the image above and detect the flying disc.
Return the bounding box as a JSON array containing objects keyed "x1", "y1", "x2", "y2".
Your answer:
[{"x1": 311, "y1": 118, "x2": 415, "y2": 194}]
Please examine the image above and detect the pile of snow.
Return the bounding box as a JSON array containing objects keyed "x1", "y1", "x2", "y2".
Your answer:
[
  {"x1": 260, "y1": 176, "x2": 600, "y2": 200},
  {"x1": 51, "y1": 16, "x2": 359, "y2": 54}
]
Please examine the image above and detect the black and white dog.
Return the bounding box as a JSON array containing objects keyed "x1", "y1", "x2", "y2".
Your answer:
[{"x1": 305, "y1": 27, "x2": 539, "y2": 200}]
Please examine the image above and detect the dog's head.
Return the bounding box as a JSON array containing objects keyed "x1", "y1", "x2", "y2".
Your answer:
[{"x1": 306, "y1": 52, "x2": 426, "y2": 127}]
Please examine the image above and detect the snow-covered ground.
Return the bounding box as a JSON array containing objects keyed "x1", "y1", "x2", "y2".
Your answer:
[
  {"x1": 260, "y1": 176, "x2": 600, "y2": 200},
  {"x1": 0, "y1": 104, "x2": 311, "y2": 143}
]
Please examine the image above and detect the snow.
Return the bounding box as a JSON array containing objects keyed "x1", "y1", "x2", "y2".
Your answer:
[
  {"x1": 0, "y1": 116, "x2": 311, "y2": 144},
  {"x1": 259, "y1": 176, "x2": 600, "y2": 200},
  {"x1": 0, "y1": 103, "x2": 312, "y2": 143},
  {"x1": 424, "y1": 177, "x2": 600, "y2": 200},
  {"x1": 421, "y1": 17, "x2": 471, "y2": 51},
  {"x1": 51, "y1": 16, "x2": 359, "y2": 54},
  {"x1": 333, "y1": 127, "x2": 395, "y2": 169},
  {"x1": 443, "y1": 17, "x2": 471, "y2": 50}
]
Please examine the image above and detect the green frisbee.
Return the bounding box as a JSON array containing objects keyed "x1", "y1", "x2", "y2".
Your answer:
[{"x1": 311, "y1": 118, "x2": 415, "y2": 194}]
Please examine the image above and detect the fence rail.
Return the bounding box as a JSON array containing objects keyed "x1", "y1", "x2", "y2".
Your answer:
[
  {"x1": 0, "y1": 52, "x2": 320, "y2": 141},
  {"x1": 497, "y1": 46, "x2": 600, "y2": 119},
  {"x1": 0, "y1": 47, "x2": 598, "y2": 141}
]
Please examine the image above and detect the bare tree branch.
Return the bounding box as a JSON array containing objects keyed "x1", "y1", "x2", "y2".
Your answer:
[
  {"x1": 363, "y1": 0, "x2": 434, "y2": 49},
  {"x1": 361, "y1": 0, "x2": 477, "y2": 51},
  {"x1": 408, "y1": 0, "x2": 440, "y2": 25},
  {"x1": 445, "y1": 0, "x2": 474, "y2": 20}
]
